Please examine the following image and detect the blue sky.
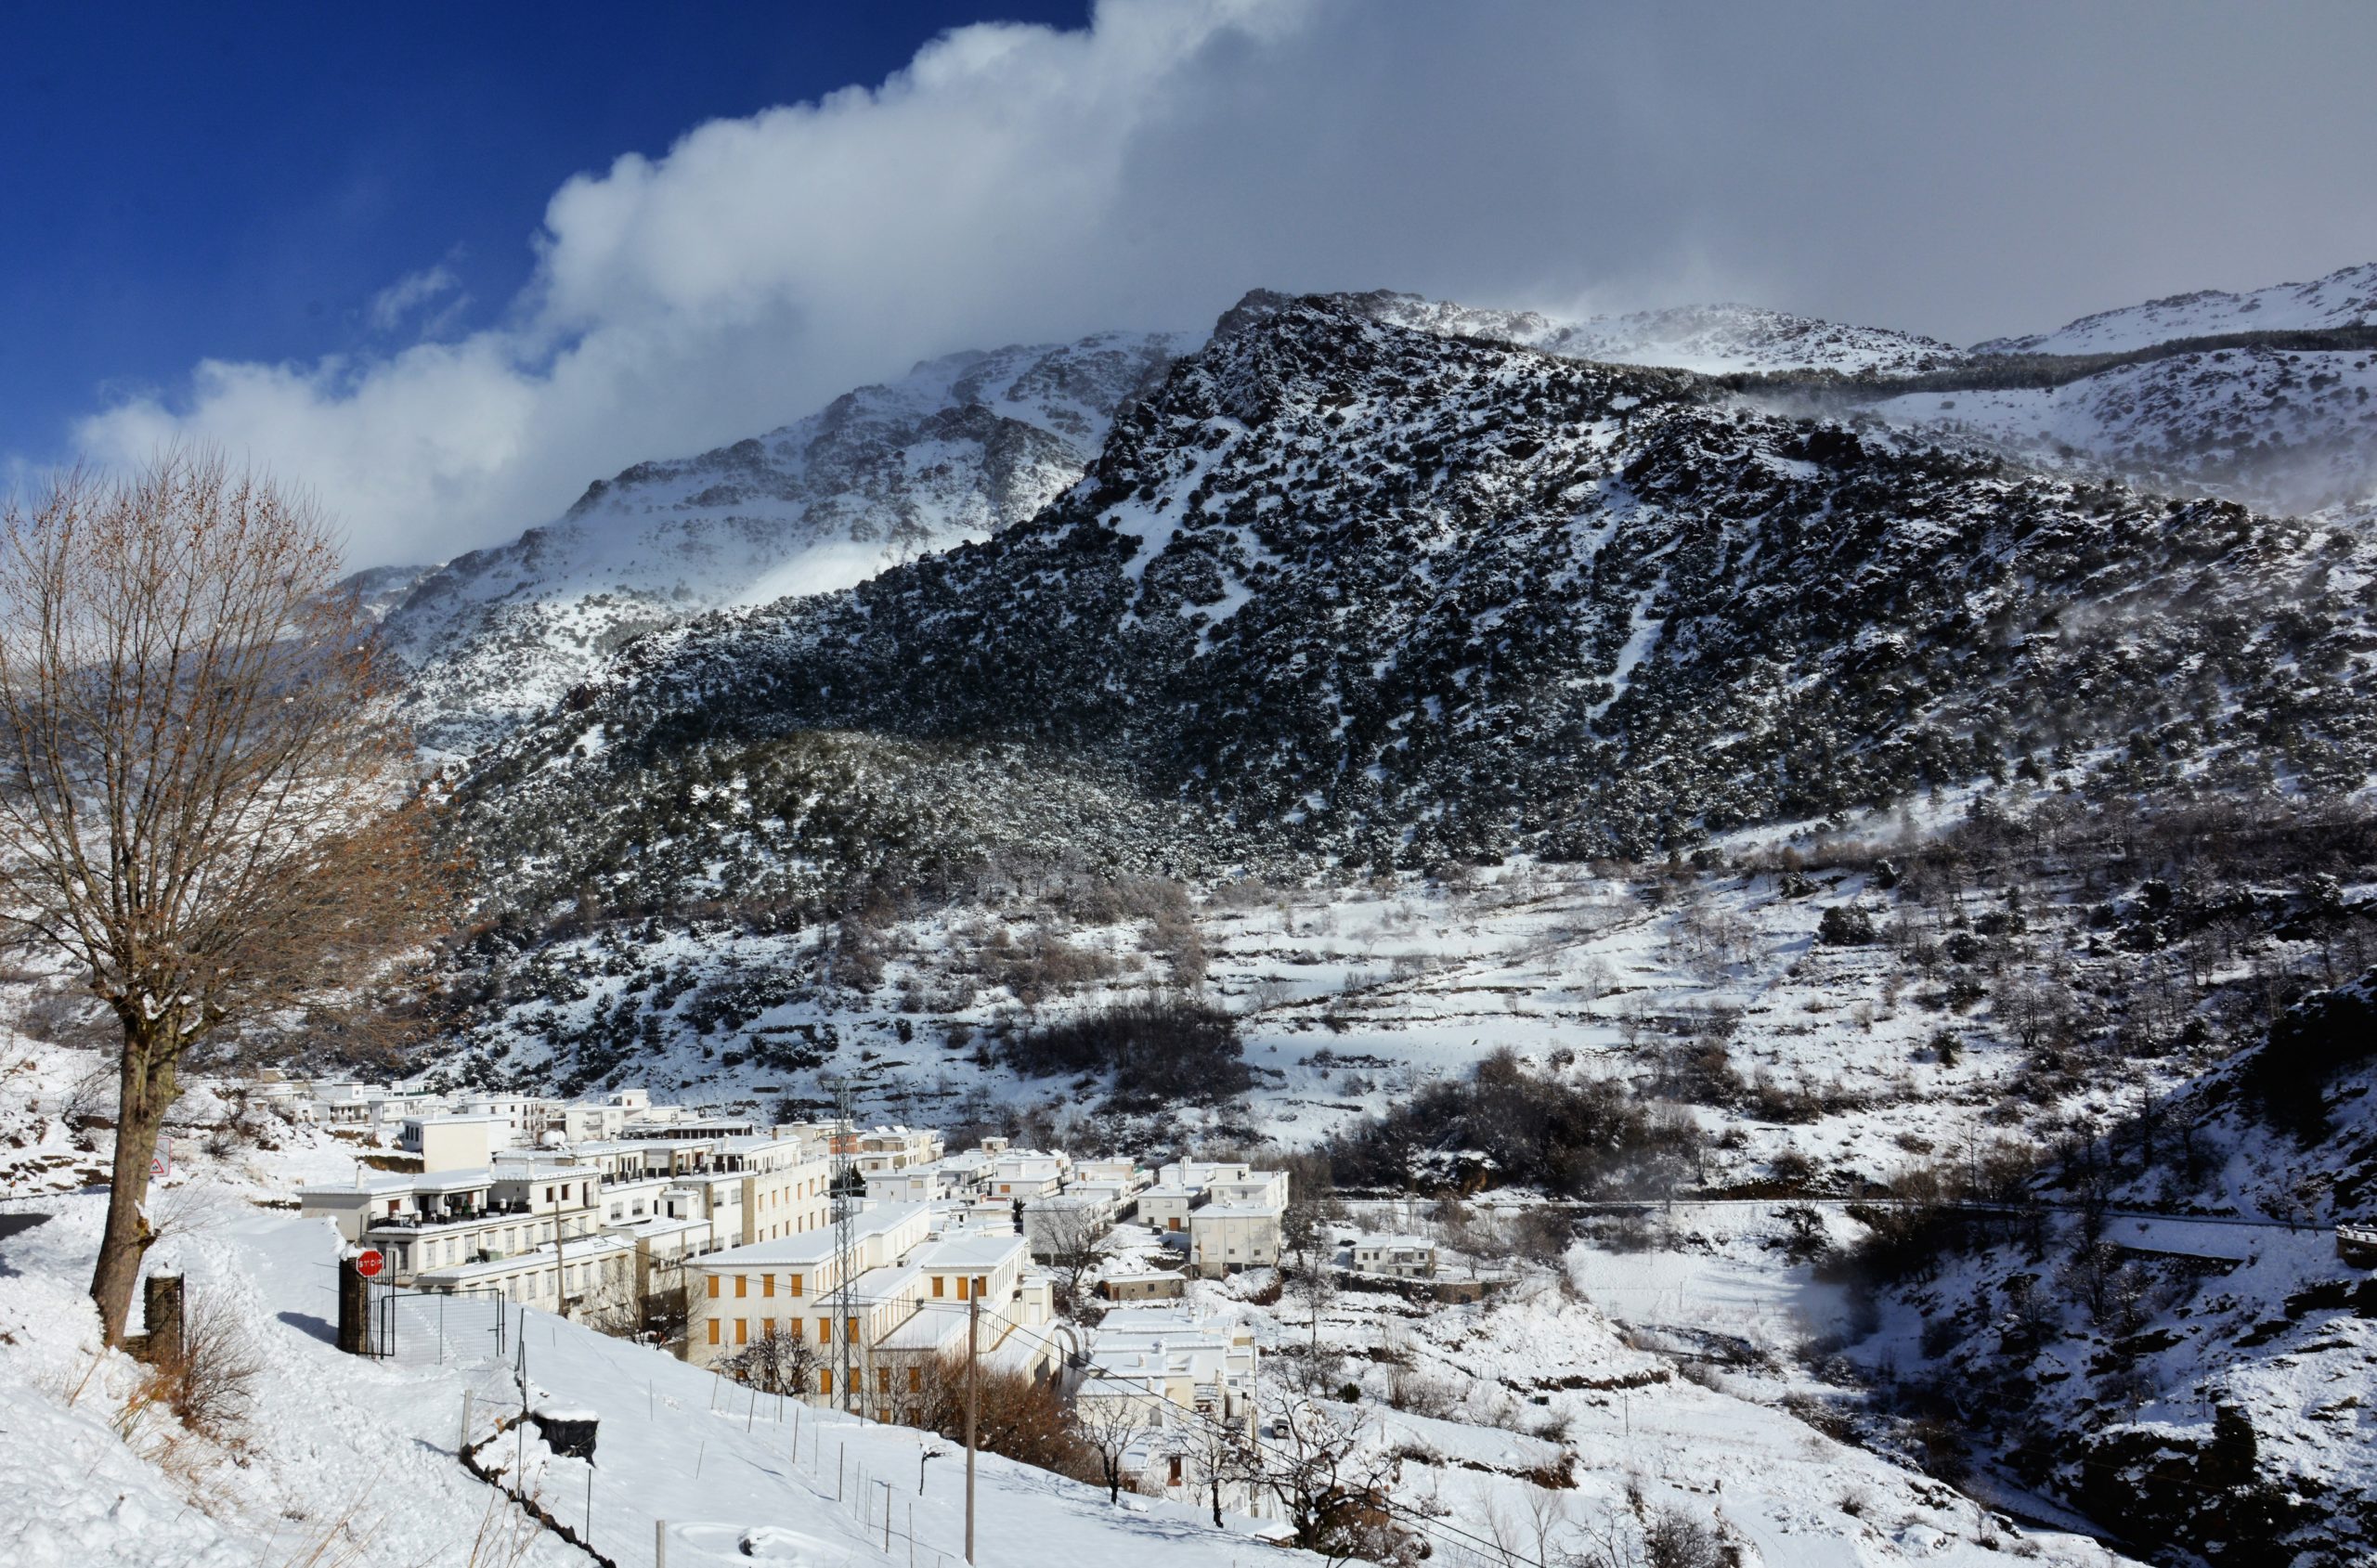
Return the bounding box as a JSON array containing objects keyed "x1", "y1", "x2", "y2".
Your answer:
[
  {"x1": 0, "y1": 2, "x2": 1081, "y2": 460},
  {"x1": 12, "y1": 2, "x2": 2375, "y2": 568}
]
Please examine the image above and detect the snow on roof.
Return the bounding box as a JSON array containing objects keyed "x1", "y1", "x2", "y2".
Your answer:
[
  {"x1": 916, "y1": 1234, "x2": 1026, "y2": 1269},
  {"x1": 415, "y1": 1234, "x2": 634, "y2": 1284},
  {"x1": 696, "y1": 1203, "x2": 928, "y2": 1266}
]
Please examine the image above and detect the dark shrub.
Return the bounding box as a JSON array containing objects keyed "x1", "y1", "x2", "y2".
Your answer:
[
  {"x1": 1817, "y1": 905, "x2": 1876, "y2": 945},
  {"x1": 1009, "y1": 994, "x2": 1251, "y2": 1108},
  {"x1": 2243, "y1": 965, "x2": 2377, "y2": 1142}
]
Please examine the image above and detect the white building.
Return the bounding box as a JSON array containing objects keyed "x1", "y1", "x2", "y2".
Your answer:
[
  {"x1": 1139, "y1": 1184, "x2": 1203, "y2": 1235},
  {"x1": 1075, "y1": 1309, "x2": 1264, "y2": 1511},
  {"x1": 1349, "y1": 1234, "x2": 1437, "y2": 1278},
  {"x1": 1074, "y1": 1158, "x2": 1152, "y2": 1194},
  {"x1": 397, "y1": 1114, "x2": 502, "y2": 1171},
  {"x1": 986, "y1": 1151, "x2": 1070, "y2": 1200},
  {"x1": 1188, "y1": 1203, "x2": 1283, "y2": 1277},
  {"x1": 853, "y1": 1126, "x2": 946, "y2": 1175},
  {"x1": 683, "y1": 1205, "x2": 1059, "y2": 1419},
  {"x1": 299, "y1": 1163, "x2": 604, "y2": 1285}
]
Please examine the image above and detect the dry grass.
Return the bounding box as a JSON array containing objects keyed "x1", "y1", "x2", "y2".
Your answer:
[{"x1": 140, "y1": 1292, "x2": 264, "y2": 1441}]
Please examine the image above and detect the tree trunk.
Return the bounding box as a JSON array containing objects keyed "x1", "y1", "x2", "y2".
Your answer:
[{"x1": 90, "y1": 1032, "x2": 174, "y2": 1345}]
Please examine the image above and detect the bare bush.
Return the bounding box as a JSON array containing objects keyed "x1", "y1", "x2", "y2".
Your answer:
[{"x1": 152, "y1": 1292, "x2": 263, "y2": 1440}]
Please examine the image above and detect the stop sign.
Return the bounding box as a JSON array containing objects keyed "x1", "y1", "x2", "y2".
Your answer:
[{"x1": 354, "y1": 1248, "x2": 384, "y2": 1278}]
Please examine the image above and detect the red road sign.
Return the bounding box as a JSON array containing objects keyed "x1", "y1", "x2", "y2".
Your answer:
[{"x1": 354, "y1": 1248, "x2": 384, "y2": 1278}]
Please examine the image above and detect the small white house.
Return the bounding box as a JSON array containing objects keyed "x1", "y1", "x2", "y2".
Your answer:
[
  {"x1": 1349, "y1": 1234, "x2": 1437, "y2": 1278},
  {"x1": 1188, "y1": 1202, "x2": 1282, "y2": 1277},
  {"x1": 398, "y1": 1114, "x2": 500, "y2": 1172}
]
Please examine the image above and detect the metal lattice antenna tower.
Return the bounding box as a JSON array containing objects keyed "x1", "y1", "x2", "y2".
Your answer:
[{"x1": 825, "y1": 1073, "x2": 857, "y2": 1414}]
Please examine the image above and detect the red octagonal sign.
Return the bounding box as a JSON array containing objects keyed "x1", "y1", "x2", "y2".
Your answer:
[{"x1": 354, "y1": 1248, "x2": 384, "y2": 1278}]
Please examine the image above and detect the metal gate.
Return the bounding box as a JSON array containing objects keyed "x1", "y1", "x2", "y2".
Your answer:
[{"x1": 366, "y1": 1283, "x2": 511, "y2": 1366}]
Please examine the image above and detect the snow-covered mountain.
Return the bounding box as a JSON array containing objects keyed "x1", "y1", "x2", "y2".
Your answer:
[
  {"x1": 451, "y1": 286, "x2": 2376, "y2": 934},
  {"x1": 388, "y1": 266, "x2": 2377, "y2": 759},
  {"x1": 1975, "y1": 261, "x2": 2377, "y2": 356},
  {"x1": 378, "y1": 331, "x2": 1181, "y2": 751}
]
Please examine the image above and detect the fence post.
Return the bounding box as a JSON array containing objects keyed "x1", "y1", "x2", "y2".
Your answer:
[
  {"x1": 655, "y1": 1518, "x2": 667, "y2": 1568},
  {"x1": 461, "y1": 1390, "x2": 474, "y2": 1454},
  {"x1": 335, "y1": 1254, "x2": 371, "y2": 1356},
  {"x1": 141, "y1": 1274, "x2": 185, "y2": 1366}
]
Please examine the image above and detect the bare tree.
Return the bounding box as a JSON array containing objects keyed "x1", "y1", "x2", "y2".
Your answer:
[
  {"x1": 1177, "y1": 1398, "x2": 1259, "y2": 1528},
  {"x1": 721, "y1": 1324, "x2": 826, "y2": 1396},
  {"x1": 1033, "y1": 1201, "x2": 1111, "y2": 1317},
  {"x1": 1252, "y1": 1386, "x2": 1415, "y2": 1566},
  {"x1": 0, "y1": 451, "x2": 445, "y2": 1342},
  {"x1": 1070, "y1": 1384, "x2": 1148, "y2": 1502}
]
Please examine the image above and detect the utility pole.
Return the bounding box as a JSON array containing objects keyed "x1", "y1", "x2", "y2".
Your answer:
[
  {"x1": 826, "y1": 1075, "x2": 858, "y2": 1417},
  {"x1": 966, "y1": 1295, "x2": 979, "y2": 1565}
]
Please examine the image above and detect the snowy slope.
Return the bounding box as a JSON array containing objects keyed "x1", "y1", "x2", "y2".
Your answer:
[
  {"x1": 1869, "y1": 343, "x2": 2377, "y2": 515},
  {"x1": 383, "y1": 331, "x2": 1181, "y2": 751},
  {"x1": 1974, "y1": 261, "x2": 2377, "y2": 356},
  {"x1": 1352, "y1": 289, "x2": 1965, "y2": 374}
]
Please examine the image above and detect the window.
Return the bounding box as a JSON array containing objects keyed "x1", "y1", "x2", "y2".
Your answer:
[
  {"x1": 908, "y1": 1367, "x2": 921, "y2": 1393},
  {"x1": 820, "y1": 1369, "x2": 833, "y2": 1395},
  {"x1": 788, "y1": 1319, "x2": 803, "y2": 1342},
  {"x1": 707, "y1": 1276, "x2": 721, "y2": 1299},
  {"x1": 735, "y1": 1275, "x2": 747, "y2": 1299},
  {"x1": 735, "y1": 1318, "x2": 748, "y2": 1344},
  {"x1": 761, "y1": 1317, "x2": 774, "y2": 1337},
  {"x1": 761, "y1": 1274, "x2": 774, "y2": 1298},
  {"x1": 846, "y1": 1315, "x2": 859, "y2": 1341},
  {"x1": 974, "y1": 1276, "x2": 988, "y2": 1300},
  {"x1": 955, "y1": 1276, "x2": 968, "y2": 1302},
  {"x1": 932, "y1": 1276, "x2": 944, "y2": 1298},
  {"x1": 708, "y1": 1320, "x2": 721, "y2": 1346},
  {"x1": 789, "y1": 1274, "x2": 803, "y2": 1297}
]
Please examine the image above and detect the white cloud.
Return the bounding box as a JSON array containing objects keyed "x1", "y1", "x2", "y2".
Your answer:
[
  {"x1": 365, "y1": 265, "x2": 464, "y2": 334},
  {"x1": 68, "y1": 0, "x2": 2377, "y2": 569}
]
